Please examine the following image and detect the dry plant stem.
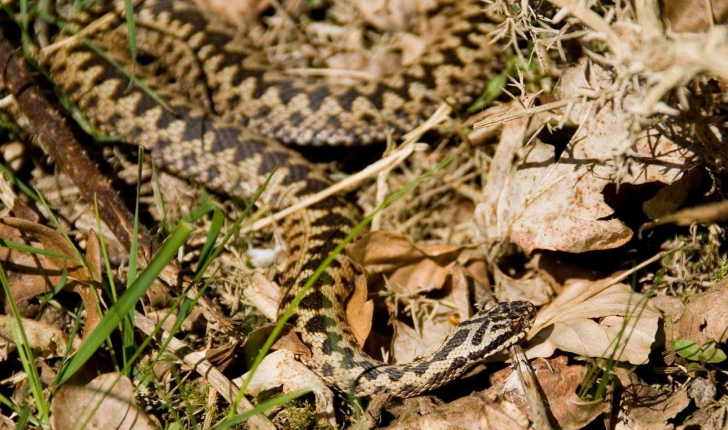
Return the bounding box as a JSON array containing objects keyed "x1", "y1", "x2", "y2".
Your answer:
[
  {"x1": 510, "y1": 345, "x2": 552, "y2": 430},
  {"x1": 204, "y1": 389, "x2": 218, "y2": 430},
  {"x1": 40, "y1": 12, "x2": 117, "y2": 52},
  {"x1": 474, "y1": 98, "x2": 576, "y2": 129},
  {"x1": 547, "y1": 0, "x2": 626, "y2": 55},
  {"x1": 134, "y1": 313, "x2": 275, "y2": 430},
  {"x1": 634, "y1": 0, "x2": 663, "y2": 37},
  {"x1": 242, "y1": 142, "x2": 428, "y2": 233}
]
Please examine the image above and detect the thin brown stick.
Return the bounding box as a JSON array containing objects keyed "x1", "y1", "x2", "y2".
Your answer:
[{"x1": 0, "y1": 32, "x2": 154, "y2": 260}]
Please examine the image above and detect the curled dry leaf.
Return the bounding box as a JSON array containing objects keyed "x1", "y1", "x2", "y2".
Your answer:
[
  {"x1": 345, "y1": 276, "x2": 374, "y2": 346},
  {"x1": 476, "y1": 59, "x2": 693, "y2": 254},
  {"x1": 1, "y1": 217, "x2": 106, "y2": 344},
  {"x1": 527, "y1": 281, "x2": 659, "y2": 365},
  {"x1": 78, "y1": 231, "x2": 104, "y2": 340},
  {"x1": 533, "y1": 358, "x2": 608, "y2": 429},
  {"x1": 672, "y1": 277, "x2": 728, "y2": 346},
  {"x1": 347, "y1": 230, "x2": 471, "y2": 294},
  {"x1": 383, "y1": 390, "x2": 528, "y2": 430},
  {"x1": 0, "y1": 315, "x2": 81, "y2": 358},
  {"x1": 619, "y1": 376, "x2": 690, "y2": 430},
  {"x1": 272, "y1": 329, "x2": 312, "y2": 361},
  {"x1": 51, "y1": 373, "x2": 157, "y2": 430},
  {"x1": 495, "y1": 356, "x2": 608, "y2": 430},
  {"x1": 0, "y1": 218, "x2": 79, "y2": 315},
  {"x1": 233, "y1": 350, "x2": 336, "y2": 427}
]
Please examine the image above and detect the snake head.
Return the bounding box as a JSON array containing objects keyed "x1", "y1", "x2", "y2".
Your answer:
[
  {"x1": 503, "y1": 300, "x2": 537, "y2": 336},
  {"x1": 457, "y1": 301, "x2": 536, "y2": 361}
]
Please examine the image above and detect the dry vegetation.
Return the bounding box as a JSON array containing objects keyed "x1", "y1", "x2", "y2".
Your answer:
[{"x1": 0, "y1": 0, "x2": 727, "y2": 428}]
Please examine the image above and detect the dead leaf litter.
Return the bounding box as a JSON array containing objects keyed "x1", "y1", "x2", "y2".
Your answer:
[{"x1": 0, "y1": 0, "x2": 727, "y2": 429}]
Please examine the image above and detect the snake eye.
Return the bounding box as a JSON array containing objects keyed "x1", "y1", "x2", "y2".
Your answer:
[{"x1": 510, "y1": 320, "x2": 522, "y2": 330}]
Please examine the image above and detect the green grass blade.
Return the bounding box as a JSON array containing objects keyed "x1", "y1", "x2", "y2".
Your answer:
[
  {"x1": 54, "y1": 222, "x2": 194, "y2": 388},
  {"x1": 0, "y1": 238, "x2": 82, "y2": 263},
  {"x1": 14, "y1": 405, "x2": 31, "y2": 430},
  {"x1": 181, "y1": 199, "x2": 218, "y2": 225},
  {"x1": 196, "y1": 208, "x2": 224, "y2": 274},
  {"x1": 123, "y1": 0, "x2": 137, "y2": 65},
  {"x1": 212, "y1": 389, "x2": 310, "y2": 430}
]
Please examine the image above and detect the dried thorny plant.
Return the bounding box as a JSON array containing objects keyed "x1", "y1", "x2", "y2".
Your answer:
[{"x1": 483, "y1": 0, "x2": 727, "y2": 184}]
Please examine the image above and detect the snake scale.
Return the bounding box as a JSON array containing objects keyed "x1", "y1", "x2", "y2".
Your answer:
[{"x1": 41, "y1": 0, "x2": 536, "y2": 397}]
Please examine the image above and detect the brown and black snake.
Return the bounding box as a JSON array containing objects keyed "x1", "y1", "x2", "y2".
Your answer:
[{"x1": 37, "y1": 0, "x2": 535, "y2": 397}]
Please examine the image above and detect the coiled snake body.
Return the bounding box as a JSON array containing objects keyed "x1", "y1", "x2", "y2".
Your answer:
[{"x1": 44, "y1": 0, "x2": 535, "y2": 397}]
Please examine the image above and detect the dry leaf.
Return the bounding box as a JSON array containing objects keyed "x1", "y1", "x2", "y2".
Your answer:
[
  {"x1": 272, "y1": 329, "x2": 312, "y2": 361},
  {"x1": 678, "y1": 404, "x2": 728, "y2": 430},
  {"x1": 688, "y1": 377, "x2": 716, "y2": 409},
  {"x1": 391, "y1": 316, "x2": 458, "y2": 364},
  {"x1": 383, "y1": 390, "x2": 528, "y2": 430},
  {"x1": 51, "y1": 373, "x2": 157, "y2": 430},
  {"x1": 493, "y1": 264, "x2": 552, "y2": 306},
  {"x1": 449, "y1": 265, "x2": 473, "y2": 321},
  {"x1": 345, "y1": 275, "x2": 374, "y2": 346},
  {"x1": 204, "y1": 341, "x2": 241, "y2": 372},
  {"x1": 476, "y1": 59, "x2": 693, "y2": 254},
  {"x1": 619, "y1": 376, "x2": 690, "y2": 430},
  {"x1": 347, "y1": 230, "x2": 469, "y2": 294},
  {"x1": 193, "y1": 0, "x2": 271, "y2": 25},
  {"x1": 0, "y1": 315, "x2": 80, "y2": 358},
  {"x1": 528, "y1": 281, "x2": 659, "y2": 365},
  {"x1": 660, "y1": 0, "x2": 728, "y2": 32},
  {"x1": 673, "y1": 277, "x2": 728, "y2": 345},
  {"x1": 232, "y1": 350, "x2": 336, "y2": 427},
  {"x1": 642, "y1": 167, "x2": 703, "y2": 220},
  {"x1": 145, "y1": 306, "x2": 204, "y2": 334},
  {"x1": 534, "y1": 358, "x2": 608, "y2": 429},
  {"x1": 76, "y1": 231, "x2": 104, "y2": 341},
  {"x1": 0, "y1": 220, "x2": 74, "y2": 315}
]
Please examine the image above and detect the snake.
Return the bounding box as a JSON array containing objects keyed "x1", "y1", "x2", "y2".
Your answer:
[{"x1": 39, "y1": 0, "x2": 536, "y2": 397}]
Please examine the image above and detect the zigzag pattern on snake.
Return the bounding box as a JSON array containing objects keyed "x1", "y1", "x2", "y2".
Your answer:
[{"x1": 42, "y1": 0, "x2": 535, "y2": 397}]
